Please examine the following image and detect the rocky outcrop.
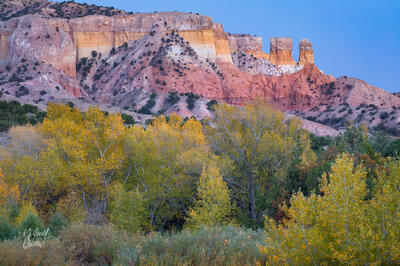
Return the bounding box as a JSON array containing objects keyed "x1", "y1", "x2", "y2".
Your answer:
[
  {"x1": 299, "y1": 39, "x2": 313, "y2": 65},
  {"x1": 296, "y1": 76, "x2": 400, "y2": 130},
  {"x1": 269, "y1": 37, "x2": 296, "y2": 66},
  {"x1": 228, "y1": 34, "x2": 270, "y2": 61}
]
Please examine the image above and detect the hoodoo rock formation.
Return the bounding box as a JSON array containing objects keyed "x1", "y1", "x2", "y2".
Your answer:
[
  {"x1": 1, "y1": 0, "x2": 400, "y2": 135},
  {"x1": 299, "y1": 39, "x2": 313, "y2": 65},
  {"x1": 269, "y1": 37, "x2": 296, "y2": 66}
]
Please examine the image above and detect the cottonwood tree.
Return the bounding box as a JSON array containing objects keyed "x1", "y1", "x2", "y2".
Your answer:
[
  {"x1": 263, "y1": 154, "x2": 400, "y2": 264},
  {"x1": 108, "y1": 183, "x2": 148, "y2": 233},
  {"x1": 0, "y1": 125, "x2": 48, "y2": 199},
  {"x1": 185, "y1": 157, "x2": 235, "y2": 229},
  {"x1": 204, "y1": 103, "x2": 315, "y2": 227},
  {"x1": 0, "y1": 124, "x2": 69, "y2": 218},
  {"x1": 123, "y1": 114, "x2": 208, "y2": 230},
  {"x1": 40, "y1": 103, "x2": 126, "y2": 224},
  {"x1": 0, "y1": 168, "x2": 19, "y2": 218}
]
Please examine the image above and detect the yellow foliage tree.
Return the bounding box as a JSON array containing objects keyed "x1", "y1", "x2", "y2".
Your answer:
[
  {"x1": 262, "y1": 154, "x2": 400, "y2": 264},
  {"x1": 0, "y1": 168, "x2": 19, "y2": 207},
  {"x1": 123, "y1": 114, "x2": 208, "y2": 229},
  {"x1": 0, "y1": 124, "x2": 49, "y2": 199},
  {"x1": 185, "y1": 158, "x2": 235, "y2": 230},
  {"x1": 40, "y1": 103, "x2": 126, "y2": 224},
  {"x1": 365, "y1": 159, "x2": 400, "y2": 263}
]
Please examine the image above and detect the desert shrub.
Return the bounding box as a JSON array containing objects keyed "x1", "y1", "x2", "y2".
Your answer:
[
  {"x1": 185, "y1": 92, "x2": 200, "y2": 110},
  {"x1": 116, "y1": 226, "x2": 267, "y2": 265},
  {"x1": 166, "y1": 91, "x2": 180, "y2": 105},
  {"x1": 306, "y1": 116, "x2": 317, "y2": 122},
  {"x1": 0, "y1": 217, "x2": 17, "y2": 241},
  {"x1": 49, "y1": 212, "x2": 67, "y2": 237},
  {"x1": 121, "y1": 113, "x2": 135, "y2": 125},
  {"x1": 380, "y1": 111, "x2": 389, "y2": 120},
  {"x1": 138, "y1": 93, "x2": 157, "y2": 114},
  {"x1": 59, "y1": 223, "x2": 127, "y2": 265},
  {"x1": 325, "y1": 82, "x2": 335, "y2": 95},
  {"x1": 0, "y1": 121, "x2": 11, "y2": 132},
  {"x1": 15, "y1": 86, "x2": 29, "y2": 97},
  {"x1": 0, "y1": 101, "x2": 45, "y2": 131},
  {"x1": 383, "y1": 139, "x2": 400, "y2": 157},
  {"x1": 206, "y1": 99, "x2": 218, "y2": 111}
]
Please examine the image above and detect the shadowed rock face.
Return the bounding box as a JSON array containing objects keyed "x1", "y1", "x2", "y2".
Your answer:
[{"x1": 1, "y1": 1, "x2": 399, "y2": 136}]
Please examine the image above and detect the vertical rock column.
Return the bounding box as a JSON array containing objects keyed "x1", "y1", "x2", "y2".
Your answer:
[
  {"x1": 269, "y1": 37, "x2": 296, "y2": 66},
  {"x1": 299, "y1": 39, "x2": 313, "y2": 65}
]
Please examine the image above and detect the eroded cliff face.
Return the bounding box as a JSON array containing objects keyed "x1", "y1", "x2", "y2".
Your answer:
[
  {"x1": 3, "y1": 1, "x2": 399, "y2": 135},
  {"x1": 0, "y1": 10, "x2": 315, "y2": 80},
  {"x1": 0, "y1": 8, "x2": 337, "y2": 110}
]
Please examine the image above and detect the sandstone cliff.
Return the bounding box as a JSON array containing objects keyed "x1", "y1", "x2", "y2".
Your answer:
[{"x1": 1, "y1": 0, "x2": 399, "y2": 136}]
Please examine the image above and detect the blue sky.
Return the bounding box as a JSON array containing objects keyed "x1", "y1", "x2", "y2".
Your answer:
[{"x1": 62, "y1": 0, "x2": 400, "y2": 92}]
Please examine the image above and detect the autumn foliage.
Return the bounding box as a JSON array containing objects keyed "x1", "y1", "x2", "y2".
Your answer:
[{"x1": 0, "y1": 102, "x2": 399, "y2": 264}]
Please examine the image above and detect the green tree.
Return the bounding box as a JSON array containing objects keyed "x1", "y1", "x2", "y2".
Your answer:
[
  {"x1": 0, "y1": 217, "x2": 17, "y2": 241},
  {"x1": 108, "y1": 183, "x2": 148, "y2": 233},
  {"x1": 49, "y1": 212, "x2": 67, "y2": 236},
  {"x1": 204, "y1": 103, "x2": 315, "y2": 227},
  {"x1": 123, "y1": 114, "x2": 208, "y2": 230},
  {"x1": 19, "y1": 212, "x2": 44, "y2": 233}
]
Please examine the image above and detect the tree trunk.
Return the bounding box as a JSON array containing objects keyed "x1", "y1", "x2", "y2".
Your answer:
[
  {"x1": 249, "y1": 175, "x2": 257, "y2": 222},
  {"x1": 82, "y1": 192, "x2": 106, "y2": 224}
]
